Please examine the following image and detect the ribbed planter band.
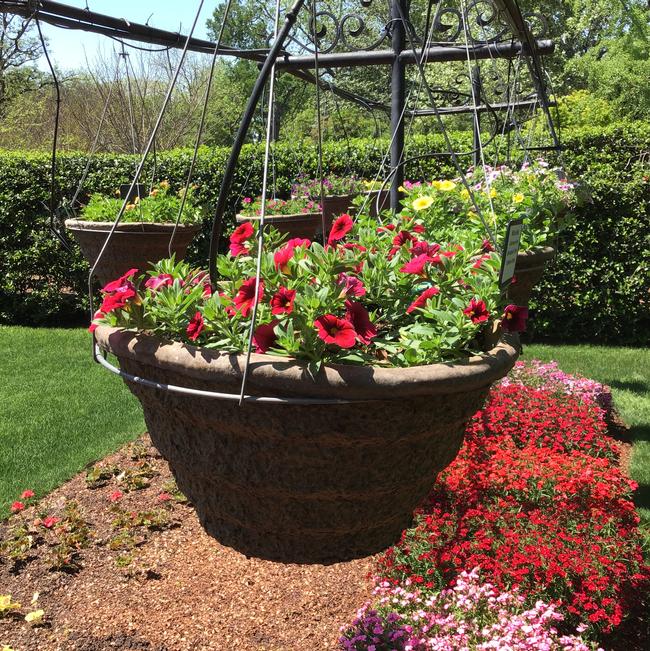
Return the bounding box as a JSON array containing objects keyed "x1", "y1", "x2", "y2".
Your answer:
[
  {"x1": 95, "y1": 325, "x2": 519, "y2": 563},
  {"x1": 66, "y1": 220, "x2": 201, "y2": 286}
]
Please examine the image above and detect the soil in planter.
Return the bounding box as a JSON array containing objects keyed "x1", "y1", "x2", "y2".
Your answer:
[{"x1": 0, "y1": 435, "x2": 373, "y2": 651}]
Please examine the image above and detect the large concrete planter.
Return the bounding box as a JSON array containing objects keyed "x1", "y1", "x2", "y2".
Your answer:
[
  {"x1": 236, "y1": 212, "x2": 322, "y2": 240},
  {"x1": 508, "y1": 246, "x2": 555, "y2": 306},
  {"x1": 95, "y1": 325, "x2": 519, "y2": 564},
  {"x1": 322, "y1": 194, "x2": 356, "y2": 228},
  {"x1": 365, "y1": 189, "x2": 390, "y2": 218},
  {"x1": 65, "y1": 219, "x2": 201, "y2": 287}
]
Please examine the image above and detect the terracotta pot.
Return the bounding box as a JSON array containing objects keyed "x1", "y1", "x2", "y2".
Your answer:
[
  {"x1": 65, "y1": 219, "x2": 201, "y2": 287},
  {"x1": 236, "y1": 212, "x2": 322, "y2": 240},
  {"x1": 95, "y1": 325, "x2": 519, "y2": 564},
  {"x1": 322, "y1": 194, "x2": 356, "y2": 230},
  {"x1": 508, "y1": 246, "x2": 555, "y2": 306}
]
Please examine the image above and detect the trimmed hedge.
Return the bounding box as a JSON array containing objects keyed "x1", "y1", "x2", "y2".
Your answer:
[{"x1": 0, "y1": 125, "x2": 648, "y2": 345}]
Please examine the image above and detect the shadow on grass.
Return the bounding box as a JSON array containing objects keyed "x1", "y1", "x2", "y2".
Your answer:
[{"x1": 610, "y1": 379, "x2": 650, "y2": 394}]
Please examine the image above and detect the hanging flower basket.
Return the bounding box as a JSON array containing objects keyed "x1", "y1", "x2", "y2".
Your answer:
[
  {"x1": 322, "y1": 194, "x2": 355, "y2": 228},
  {"x1": 509, "y1": 246, "x2": 555, "y2": 306},
  {"x1": 365, "y1": 189, "x2": 390, "y2": 218},
  {"x1": 65, "y1": 219, "x2": 201, "y2": 286},
  {"x1": 94, "y1": 324, "x2": 519, "y2": 564},
  {"x1": 235, "y1": 212, "x2": 322, "y2": 240}
]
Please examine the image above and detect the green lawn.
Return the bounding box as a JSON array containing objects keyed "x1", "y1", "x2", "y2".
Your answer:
[
  {"x1": 1, "y1": 328, "x2": 648, "y2": 541},
  {"x1": 526, "y1": 343, "x2": 650, "y2": 541},
  {"x1": 0, "y1": 326, "x2": 145, "y2": 517}
]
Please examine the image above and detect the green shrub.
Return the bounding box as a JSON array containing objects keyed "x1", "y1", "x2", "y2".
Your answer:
[{"x1": 0, "y1": 125, "x2": 647, "y2": 345}]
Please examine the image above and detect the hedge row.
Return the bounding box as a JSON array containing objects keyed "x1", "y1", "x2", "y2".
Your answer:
[{"x1": 0, "y1": 124, "x2": 648, "y2": 344}]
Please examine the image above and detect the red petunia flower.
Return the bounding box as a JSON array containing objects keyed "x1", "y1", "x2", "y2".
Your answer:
[
  {"x1": 11, "y1": 501, "x2": 25, "y2": 513},
  {"x1": 253, "y1": 320, "x2": 279, "y2": 354},
  {"x1": 337, "y1": 273, "x2": 366, "y2": 297},
  {"x1": 463, "y1": 298, "x2": 490, "y2": 324},
  {"x1": 41, "y1": 516, "x2": 60, "y2": 529},
  {"x1": 270, "y1": 287, "x2": 296, "y2": 315},
  {"x1": 482, "y1": 238, "x2": 495, "y2": 253},
  {"x1": 400, "y1": 254, "x2": 432, "y2": 276},
  {"x1": 314, "y1": 314, "x2": 357, "y2": 348},
  {"x1": 406, "y1": 286, "x2": 440, "y2": 314},
  {"x1": 102, "y1": 269, "x2": 138, "y2": 293},
  {"x1": 21, "y1": 489, "x2": 35, "y2": 500},
  {"x1": 108, "y1": 490, "x2": 123, "y2": 503},
  {"x1": 100, "y1": 283, "x2": 137, "y2": 313},
  {"x1": 88, "y1": 309, "x2": 105, "y2": 333},
  {"x1": 145, "y1": 273, "x2": 174, "y2": 291},
  {"x1": 502, "y1": 304, "x2": 529, "y2": 332},
  {"x1": 286, "y1": 237, "x2": 311, "y2": 249},
  {"x1": 274, "y1": 245, "x2": 295, "y2": 273},
  {"x1": 412, "y1": 224, "x2": 426, "y2": 234},
  {"x1": 389, "y1": 230, "x2": 415, "y2": 256},
  {"x1": 376, "y1": 223, "x2": 396, "y2": 233},
  {"x1": 186, "y1": 311, "x2": 205, "y2": 341},
  {"x1": 234, "y1": 278, "x2": 264, "y2": 317},
  {"x1": 409, "y1": 241, "x2": 440, "y2": 258},
  {"x1": 229, "y1": 221, "x2": 254, "y2": 256},
  {"x1": 345, "y1": 301, "x2": 377, "y2": 345},
  {"x1": 327, "y1": 213, "x2": 354, "y2": 245}
]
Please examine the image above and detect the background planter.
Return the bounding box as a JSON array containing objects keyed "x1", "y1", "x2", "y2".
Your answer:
[
  {"x1": 95, "y1": 325, "x2": 519, "y2": 564},
  {"x1": 236, "y1": 212, "x2": 322, "y2": 240},
  {"x1": 365, "y1": 189, "x2": 391, "y2": 218},
  {"x1": 322, "y1": 194, "x2": 355, "y2": 230},
  {"x1": 65, "y1": 219, "x2": 201, "y2": 286},
  {"x1": 508, "y1": 246, "x2": 556, "y2": 306}
]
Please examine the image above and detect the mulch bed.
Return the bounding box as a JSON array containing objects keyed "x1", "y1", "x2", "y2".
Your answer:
[{"x1": 0, "y1": 436, "x2": 374, "y2": 651}]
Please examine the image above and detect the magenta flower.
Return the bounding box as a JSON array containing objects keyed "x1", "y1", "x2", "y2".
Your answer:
[
  {"x1": 345, "y1": 301, "x2": 377, "y2": 345},
  {"x1": 234, "y1": 278, "x2": 264, "y2": 317},
  {"x1": 463, "y1": 298, "x2": 490, "y2": 324},
  {"x1": 328, "y1": 213, "x2": 354, "y2": 245},
  {"x1": 270, "y1": 287, "x2": 296, "y2": 315},
  {"x1": 338, "y1": 273, "x2": 366, "y2": 297},
  {"x1": 502, "y1": 304, "x2": 529, "y2": 332},
  {"x1": 145, "y1": 274, "x2": 174, "y2": 291},
  {"x1": 253, "y1": 320, "x2": 279, "y2": 354},
  {"x1": 186, "y1": 311, "x2": 205, "y2": 341},
  {"x1": 229, "y1": 221, "x2": 254, "y2": 256}
]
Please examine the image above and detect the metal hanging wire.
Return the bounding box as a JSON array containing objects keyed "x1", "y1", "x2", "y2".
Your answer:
[
  {"x1": 237, "y1": 0, "x2": 283, "y2": 405},
  {"x1": 88, "y1": 0, "x2": 207, "y2": 320},
  {"x1": 34, "y1": 11, "x2": 73, "y2": 253},
  {"x1": 168, "y1": 0, "x2": 235, "y2": 257}
]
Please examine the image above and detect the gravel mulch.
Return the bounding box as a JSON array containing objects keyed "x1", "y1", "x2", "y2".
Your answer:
[{"x1": 0, "y1": 436, "x2": 374, "y2": 651}]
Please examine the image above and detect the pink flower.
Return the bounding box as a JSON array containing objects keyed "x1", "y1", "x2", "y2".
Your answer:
[
  {"x1": 234, "y1": 278, "x2": 264, "y2": 317},
  {"x1": 338, "y1": 273, "x2": 366, "y2": 297},
  {"x1": 100, "y1": 282, "x2": 137, "y2": 313},
  {"x1": 145, "y1": 273, "x2": 174, "y2": 291},
  {"x1": 502, "y1": 304, "x2": 529, "y2": 332},
  {"x1": 327, "y1": 213, "x2": 354, "y2": 245},
  {"x1": 11, "y1": 501, "x2": 25, "y2": 513},
  {"x1": 286, "y1": 237, "x2": 311, "y2": 249},
  {"x1": 21, "y1": 489, "x2": 35, "y2": 500},
  {"x1": 158, "y1": 493, "x2": 172, "y2": 502},
  {"x1": 345, "y1": 301, "x2": 377, "y2": 345},
  {"x1": 482, "y1": 239, "x2": 495, "y2": 253},
  {"x1": 410, "y1": 241, "x2": 440, "y2": 258},
  {"x1": 253, "y1": 320, "x2": 279, "y2": 354},
  {"x1": 242, "y1": 197, "x2": 252, "y2": 204},
  {"x1": 186, "y1": 311, "x2": 205, "y2": 341},
  {"x1": 389, "y1": 230, "x2": 415, "y2": 256},
  {"x1": 407, "y1": 286, "x2": 440, "y2": 314},
  {"x1": 41, "y1": 516, "x2": 60, "y2": 529},
  {"x1": 314, "y1": 314, "x2": 357, "y2": 348},
  {"x1": 270, "y1": 287, "x2": 296, "y2": 315},
  {"x1": 463, "y1": 298, "x2": 490, "y2": 324},
  {"x1": 109, "y1": 490, "x2": 123, "y2": 503}
]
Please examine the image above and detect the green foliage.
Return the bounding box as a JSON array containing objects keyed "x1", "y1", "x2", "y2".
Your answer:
[{"x1": 0, "y1": 123, "x2": 647, "y2": 345}]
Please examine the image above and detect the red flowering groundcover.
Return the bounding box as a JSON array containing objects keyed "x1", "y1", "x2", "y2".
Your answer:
[{"x1": 375, "y1": 378, "x2": 649, "y2": 637}]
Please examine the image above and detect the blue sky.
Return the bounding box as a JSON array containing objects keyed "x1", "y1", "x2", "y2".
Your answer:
[{"x1": 38, "y1": 1, "x2": 217, "y2": 71}]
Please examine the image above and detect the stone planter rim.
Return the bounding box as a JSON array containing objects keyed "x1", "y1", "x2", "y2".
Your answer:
[
  {"x1": 95, "y1": 325, "x2": 519, "y2": 401},
  {"x1": 517, "y1": 245, "x2": 555, "y2": 259},
  {"x1": 65, "y1": 218, "x2": 201, "y2": 234}
]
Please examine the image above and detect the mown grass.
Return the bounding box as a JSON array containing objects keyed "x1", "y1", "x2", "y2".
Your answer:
[
  {"x1": 526, "y1": 343, "x2": 650, "y2": 543},
  {"x1": 0, "y1": 326, "x2": 144, "y2": 517}
]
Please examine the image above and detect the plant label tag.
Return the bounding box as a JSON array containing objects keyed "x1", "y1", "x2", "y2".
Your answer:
[{"x1": 499, "y1": 219, "x2": 523, "y2": 289}]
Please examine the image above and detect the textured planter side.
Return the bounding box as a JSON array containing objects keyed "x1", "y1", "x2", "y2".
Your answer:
[
  {"x1": 322, "y1": 194, "x2": 356, "y2": 229},
  {"x1": 508, "y1": 246, "x2": 555, "y2": 306},
  {"x1": 65, "y1": 220, "x2": 201, "y2": 286},
  {"x1": 96, "y1": 326, "x2": 518, "y2": 564},
  {"x1": 236, "y1": 212, "x2": 322, "y2": 240}
]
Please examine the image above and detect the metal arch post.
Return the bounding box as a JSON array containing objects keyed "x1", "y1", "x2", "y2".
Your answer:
[
  {"x1": 390, "y1": 0, "x2": 407, "y2": 213},
  {"x1": 208, "y1": 0, "x2": 307, "y2": 287}
]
